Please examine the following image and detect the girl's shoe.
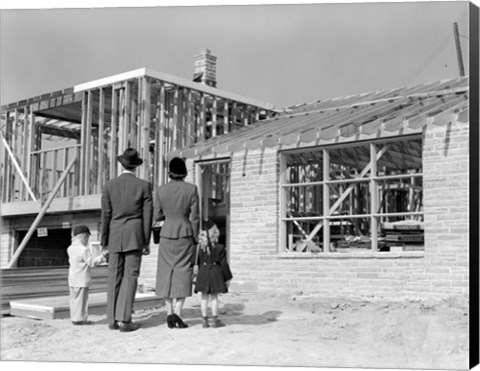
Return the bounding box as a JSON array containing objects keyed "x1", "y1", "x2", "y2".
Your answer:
[
  {"x1": 173, "y1": 313, "x2": 188, "y2": 328},
  {"x1": 211, "y1": 316, "x2": 225, "y2": 328},
  {"x1": 202, "y1": 317, "x2": 209, "y2": 328},
  {"x1": 166, "y1": 314, "x2": 175, "y2": 329}
]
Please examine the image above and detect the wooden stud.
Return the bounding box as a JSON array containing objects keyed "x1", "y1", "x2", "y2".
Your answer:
[
  {"x1": 200, "y1": 92, "x2": 206, "y2": 141},
  {"x1": 110, "y1": 86, "x2": 118, "y2": 179},
  {"x1": 185, "y1": 89, "x2": 192, "y2": 146},
  {"x1": 84, "y1": 90, "x2": 93, "y2": 195},
  {"x1": 223, "y1": 100, "x2": 229, "y2": 135},
  {"x1": 27, "y1": 106, "x2": 35, "y2": 199},
  {"x1": 172, "y1": 86, "x2": 179, "y2": 151},
  {"x1": 118, "y1": 87, "x2": 126, "y2": 167},
  {"x1": 63, "y1": 147, "x2": 69, "y2": 197},
  {"x1": 124, "y1": 81, "x2": 132, "y2": 149},
  {"x1": 52, "y1": 149, "x2": 59, "y2": 193},
  {"x1": 212, "y1": 96, "x2": 218, "y2": 137},
  {"x1": 79, "y1": 92, "x2": 87, "y2": 195},
  {"x1": 323, "y1": 149, "x2": 330, "y2": 253},
  {"x1": 370, "y1": 143, "x2": 378, "y2": 251},
  {"x1": 134, "y1": 78, "x2": 142, "y2": 151},
  {"x1": 142, "y1": 77, "x2": 151, "y2": 180},
  {"x1": 97, "y1": 87, "x2": 105, "y2": 191},
  {"x1": 158, "y1": 82, "x2": 166, "y2": 185}
]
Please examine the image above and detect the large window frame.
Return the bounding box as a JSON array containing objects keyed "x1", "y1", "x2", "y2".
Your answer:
[{"x1": 279, "y1": 135, "x2": 424, "y2": 255}]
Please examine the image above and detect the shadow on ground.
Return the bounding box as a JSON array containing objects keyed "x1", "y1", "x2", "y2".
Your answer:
[{"x1": 103, "y1": 303, "x2": 283, "y2": 329}]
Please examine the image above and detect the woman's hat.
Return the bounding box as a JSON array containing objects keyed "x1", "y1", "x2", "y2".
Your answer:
[
  {"x1": 168, "y1": 157, "x2": 187, "y2": 177},
  {"x1": 73, "y1": 225, "x2": 91, "y2": 236},
  {"x1": 117, "y1": 148, "x2": 143, "y2": 167}
]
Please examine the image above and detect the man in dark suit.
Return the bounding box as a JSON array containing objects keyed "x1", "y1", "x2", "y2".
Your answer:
[{"x1": 101, "y1": 148, "x2": 153, "y2": 332}]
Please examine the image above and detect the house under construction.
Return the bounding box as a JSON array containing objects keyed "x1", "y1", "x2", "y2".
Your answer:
[
  {"x1": 0, "y1": 49, "x2": 473, "y2": 303},
  {"x1": 0, "y1": 50, "x2": 278, "y2": 281}
]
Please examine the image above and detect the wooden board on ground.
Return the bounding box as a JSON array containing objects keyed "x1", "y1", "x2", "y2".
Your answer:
[{"x1": 9, "y1": 292, "x2": 164, "y2": 320}]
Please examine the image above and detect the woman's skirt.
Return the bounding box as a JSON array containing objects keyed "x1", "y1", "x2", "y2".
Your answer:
[{"x1": 155, "y1": 236, "x2": 194, "y2": 298}]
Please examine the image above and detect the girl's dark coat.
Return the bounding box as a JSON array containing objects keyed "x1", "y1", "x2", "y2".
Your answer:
[{"x1": 193, "y1": 243, "x2": 233, "y2": 294}]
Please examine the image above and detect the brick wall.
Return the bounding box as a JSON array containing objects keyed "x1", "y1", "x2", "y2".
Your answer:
[{"x1": 220, "y1": 119, "x2": 469, "y2": 300}]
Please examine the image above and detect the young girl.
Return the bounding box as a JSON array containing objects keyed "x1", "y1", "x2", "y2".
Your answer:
[{"x1": 194, "y1": 220, "x2": 233, "y2": 328}]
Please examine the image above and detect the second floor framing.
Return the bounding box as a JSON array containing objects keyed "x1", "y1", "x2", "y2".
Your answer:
[{"x1": 0, "y1": 68, "x2": 280, "y2": 215}]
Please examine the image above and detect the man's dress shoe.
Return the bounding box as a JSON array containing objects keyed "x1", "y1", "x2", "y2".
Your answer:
[{"x1": 119, "y1": 322, "x2": 141, "y2": 332}]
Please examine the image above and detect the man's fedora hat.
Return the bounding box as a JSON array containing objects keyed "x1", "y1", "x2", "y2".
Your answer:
[{"x1": 117, "y1": 148, "x2": 143, "y2": 167}]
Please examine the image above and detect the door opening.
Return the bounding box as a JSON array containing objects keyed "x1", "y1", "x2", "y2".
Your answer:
[{"x1": 196, "y1": 160, "x2": 231, "y2": 251}]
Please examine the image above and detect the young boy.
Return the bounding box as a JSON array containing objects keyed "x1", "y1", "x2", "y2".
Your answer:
[{"x1": 67, "y1": 225, "x2": 107, "y2": 325}]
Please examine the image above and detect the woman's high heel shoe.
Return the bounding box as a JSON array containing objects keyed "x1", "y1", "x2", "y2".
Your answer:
[
  {"x1": 166, "y1": 314, "x2": 175, "y2": 329},
  {"x1": 172, "y1": 313, "x2": 188, "y2": 328}
]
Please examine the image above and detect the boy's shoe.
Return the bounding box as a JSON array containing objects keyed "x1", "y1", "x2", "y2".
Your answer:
[
  {"x1": 211, "y1": 317, "x2": 225, "y2": 328},
  {"x1": 108, "y1": 321, "x2": 119, "y2": 330},
  {"x1": 119, "y1": 321, "x2": 141, "y2": 332},
  {"x1": 72, "y1": 320, "x2": 91, "y2": 325},
  {"x1": 202, "y1": 317, "x2": 209, "y2": 328}
]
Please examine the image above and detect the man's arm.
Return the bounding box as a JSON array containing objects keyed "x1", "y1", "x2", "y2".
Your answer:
[
  {"x1": 100, "y1": 186, "x2": 112, "y2": 248},
  {"x1": 143, "y1": 182, "x2": 154, "y2": 248},
  {"x1": 190, "y1": 185, "x2": 200, "y2": 242}
]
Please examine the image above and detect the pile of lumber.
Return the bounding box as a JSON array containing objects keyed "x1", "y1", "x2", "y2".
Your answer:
[{"x1": 1, "y1": 265, "x2": 108, "y2": 315}]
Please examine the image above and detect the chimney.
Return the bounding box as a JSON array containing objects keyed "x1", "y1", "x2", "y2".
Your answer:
[{"x1": 193, "y1": 49, "x2": 217, "y2": 88}]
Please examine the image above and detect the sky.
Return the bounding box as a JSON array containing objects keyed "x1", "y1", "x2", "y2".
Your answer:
[{"x1": 0, "y1": 0, "x2": 474, "y2": 109}]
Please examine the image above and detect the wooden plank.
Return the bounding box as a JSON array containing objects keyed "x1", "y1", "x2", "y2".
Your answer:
[{"x1": 9, "y1": 292, "x2": 163, "y2": 320}]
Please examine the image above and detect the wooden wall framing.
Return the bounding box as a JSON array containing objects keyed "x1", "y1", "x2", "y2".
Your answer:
[{"x1": 0, "y1": 73, "x2": 277, "y2": 208}]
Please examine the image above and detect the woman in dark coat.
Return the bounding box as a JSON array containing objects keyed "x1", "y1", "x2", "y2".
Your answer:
[
  {"x1": 154, "y1": 157, "x2": 200, "y2": 329},
  {"x1": 194, "y1": 220, "x2": 233, "y2": 328}
]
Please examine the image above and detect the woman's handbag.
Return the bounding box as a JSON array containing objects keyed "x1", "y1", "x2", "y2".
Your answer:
[{"x1": 192, "y1": 244, "x2": 200, "y2": 285}]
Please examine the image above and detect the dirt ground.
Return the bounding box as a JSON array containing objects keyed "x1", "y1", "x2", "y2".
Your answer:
[{"x1": 0, "y1": 291, "x2": 470, "y2": 370}]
